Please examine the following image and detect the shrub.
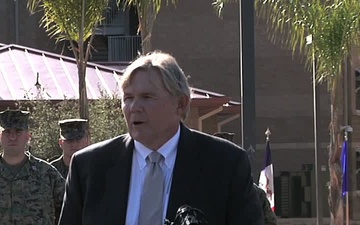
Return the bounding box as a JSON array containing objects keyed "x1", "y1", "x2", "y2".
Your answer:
[{"x1": 15, "y1": 95, "x2": 127, "y2": 160}]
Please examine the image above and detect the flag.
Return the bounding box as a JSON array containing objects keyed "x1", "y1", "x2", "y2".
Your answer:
[
  {"x1": 341, "y1": 139, "x2": 349, "y2": 196},
  {"x1": 259, "y1": 140, "x2": 275, "y2": 211}
]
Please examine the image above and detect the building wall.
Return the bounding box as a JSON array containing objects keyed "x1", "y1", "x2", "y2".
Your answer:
[
  {"x1": 152, "y1": 1, "x2": 330, "y2": 138},
  {"x1": 201, "y1": 116, "x2": 218, "y2": 135},
  {"x1": 184, "y1": 106, "x2": 221, "y2": 135},
  {"x1": 151, "y1": 0, "x2": 242, "y2": 143},
  {"x1": 152, "y1": 0, "x2": 332, "y2": 217},
  {"x1": 0, "y1": 1, "x2": 71, "y2": 54}
]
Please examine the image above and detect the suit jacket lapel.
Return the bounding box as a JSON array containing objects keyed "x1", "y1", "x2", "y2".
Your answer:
[
  {"x1": 166, "y1": 124, "x2": 202, "y2": 220},
  {"x1": 105, "y1": 135, "x2": 134, "y2": 225}
]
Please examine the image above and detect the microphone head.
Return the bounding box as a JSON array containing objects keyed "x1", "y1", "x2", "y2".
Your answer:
[{"x1": 172, "y1": 205, "x2": 207, "y2": 225}]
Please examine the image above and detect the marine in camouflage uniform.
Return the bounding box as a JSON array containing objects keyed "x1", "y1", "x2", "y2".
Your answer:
[
  {"x1": 254, "y1": 183, "x2": 277, "y2": 225},
  {"x1": 0, "y1": 109, "x2": 65, "y2": 225},
  {"x1": 0, "y1": 152, "x2": 65, "y2": 225},
  {"x1": 50, "y1": 119, "x2": 89, "y2": 178},
  {"x1": 50, "y1": 155, "x2": 68, "y2": 179}
]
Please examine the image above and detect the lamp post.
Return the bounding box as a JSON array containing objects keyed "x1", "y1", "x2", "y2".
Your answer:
[
  {"x1": 306, "y1": 34, "x2": 323, "y2": 225},
  {"x1": 34, "y1": 72, "x2": 42, "y2": 99},
  {"x1": 239, "y1": 0, "x2": 256, "y2": 158}
]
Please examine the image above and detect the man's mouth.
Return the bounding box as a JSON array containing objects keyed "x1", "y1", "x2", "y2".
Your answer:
[{"x1": 133, "y1": 121, "x2": 144, "y2": 125}]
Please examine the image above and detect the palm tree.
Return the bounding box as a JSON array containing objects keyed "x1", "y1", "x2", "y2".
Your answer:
[
  {"x1": 27, "y1": 0, "x2": 109, "y2": 120},
  {"x1": 118, "y1": 0, "x2": 176, "y2": 54},
  {"x1": 213, "y1": 0, "x2": 360, "y2": 224}
]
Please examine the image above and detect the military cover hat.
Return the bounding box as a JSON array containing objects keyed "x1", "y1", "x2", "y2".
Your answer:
[
  {"x1": 59, "y1": 119, "x2": 88, "y2": 140},
  {"x1": 0, "y1": 109, "x2": 30, "y2": 130}
]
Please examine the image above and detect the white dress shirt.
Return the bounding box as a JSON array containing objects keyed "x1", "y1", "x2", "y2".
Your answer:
[{"x1": 125, "y1": 126, "x2": 180, "y2": 225}]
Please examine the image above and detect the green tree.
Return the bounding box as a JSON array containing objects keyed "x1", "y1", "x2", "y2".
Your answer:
[
  {"x1": 118, "y1": 0, "x2": 176, "y2": 53},
  {"x1": 27, "y1": 0, "x2": 109, "y2": 120},
  {"x1": 15, "y1": 95, "x2": 126, "y2": 160},
  {"x1": 213, "y1": 0, "x2": 360, "y2": 224}
]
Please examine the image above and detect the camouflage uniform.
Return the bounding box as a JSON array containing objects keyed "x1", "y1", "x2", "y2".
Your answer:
[
  {"x1": 0, "y1": 151, "x2": 65, "y2": 225},
  {"x1": 254, "y1": 183, "x2": 277, "y2": 225},
  {"x1": 51, "y1": 118, "x2": 89, "y2": 179},
  {"x1": 50, "y1": 155, "x2": 68, "y2": 179}
]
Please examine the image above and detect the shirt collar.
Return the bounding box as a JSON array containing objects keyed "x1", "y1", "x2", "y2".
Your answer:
[{"x1": 134, "y1": 126, "x2": 180, "y2": 170}]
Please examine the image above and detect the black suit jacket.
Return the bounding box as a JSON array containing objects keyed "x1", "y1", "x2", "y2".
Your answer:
[{"x1": 59, "y1": 125, "x2": 264, "y2": 225}]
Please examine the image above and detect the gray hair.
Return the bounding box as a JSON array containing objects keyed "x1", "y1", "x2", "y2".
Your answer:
[{"x1": 121, "y1": 51, "x2": 191, "y2": 120}]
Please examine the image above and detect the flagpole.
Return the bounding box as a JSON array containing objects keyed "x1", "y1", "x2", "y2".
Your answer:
[
  {"x1": 346, "y1": 193, "x2": 349, "y2": 225},
  {"x1": 265, "y1": 127, "x2": 271, "y2": 142},
  {"x1": 341, "y1": 125, "x2": 353, "y2": 225},
  {"x1": 343, "y1": 127, "x2": 351, "y2": 225},
  {"x1": 345, "y1": 129, "x2": 349, "y2": 225},
  {"x1": 259, "y1": 127, "x2": 274, "y2": 211},
  {"x1": 306, "y1": 34, "x2": 323, "y2": 225}
]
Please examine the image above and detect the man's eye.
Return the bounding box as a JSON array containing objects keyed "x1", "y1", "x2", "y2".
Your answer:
[{"x1": 123, "y1": 96, "x2": 133, "y2": 101}]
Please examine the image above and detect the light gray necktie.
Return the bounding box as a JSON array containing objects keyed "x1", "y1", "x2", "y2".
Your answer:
[{"x1": 138, "y1": 151, "x2": 165, "y2": 225}]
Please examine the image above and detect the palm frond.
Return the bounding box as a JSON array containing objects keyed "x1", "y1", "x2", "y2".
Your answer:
[
  {"x1": 256, "y1": 0, "x2": 360, "y2": 92},
  {"x1": 212, "y1": 0, "x2": 236, "y2": 17},
  {"x1": 28, "y1": 0, "x2": 108, "y2": 43}
]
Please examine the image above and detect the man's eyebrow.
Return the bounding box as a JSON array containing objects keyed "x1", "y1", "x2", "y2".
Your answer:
[{"x1": 141, "y1": 92, "x2": 156, "y2": 96}]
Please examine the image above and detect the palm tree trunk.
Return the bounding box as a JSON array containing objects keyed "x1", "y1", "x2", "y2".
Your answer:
[
  {"x1": 328, "y1": 79, "x2": 344, "y2": 225},
  {"x1": 78, "y1": 59, "x2": 89, "y2": 120},
  {"x1": 137, "y1": 3, "x2": 156, "y2": 54},
  {"x1": 140, "y1": 23, "x2": 152, "y2": 54},
  {"x1": 78, "y1": 0, "x2": 89, "y2": 120}
]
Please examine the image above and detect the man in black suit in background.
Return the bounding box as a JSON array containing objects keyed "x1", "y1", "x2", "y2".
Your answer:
[{"x1": 59, "y1": 51, "x2": 264, "y2": 225}]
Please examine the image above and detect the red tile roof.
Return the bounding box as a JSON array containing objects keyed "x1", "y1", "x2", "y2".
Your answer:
[
  {"x1": 0, "y1": 44, "x2": 240, "y2": 114},
  {"x1": 0, "y1": 44, "x2": 123, "y2": 100}
]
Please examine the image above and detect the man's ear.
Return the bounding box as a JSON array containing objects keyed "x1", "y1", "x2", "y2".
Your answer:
[
  {"x1": 27, "y1": 132, "x2": 32, "y2": 141},
  {"x1": 85, "y1": 135, "x2": 91, "y2": 145},
  {"x1": 58, "y1": 138, "x2": 63, "y2": 147},
  {"x1": 176, "y1": 95, "x2": 190, "y2": 113}
]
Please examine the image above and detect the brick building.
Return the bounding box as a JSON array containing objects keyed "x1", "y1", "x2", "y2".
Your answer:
[{"x1": 2, "y1": 0, "x2": 360, "y2": 220}]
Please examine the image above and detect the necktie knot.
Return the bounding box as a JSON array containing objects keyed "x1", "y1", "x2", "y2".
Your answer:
[{"x1": 148, "y1": 151, "x2": 163, "y2": 164}]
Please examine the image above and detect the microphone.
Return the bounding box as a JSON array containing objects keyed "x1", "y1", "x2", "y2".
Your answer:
[{"x1": 164, "y1": 205, "x2": 208, "y2": 225}]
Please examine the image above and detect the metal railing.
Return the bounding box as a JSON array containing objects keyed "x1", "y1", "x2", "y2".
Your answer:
[
  {"x1": 108, "y1": 35, "x2": 141, "y2": 62},
  {"x1": 100, "y1": 0, "x2": 124, "y2": 27}
]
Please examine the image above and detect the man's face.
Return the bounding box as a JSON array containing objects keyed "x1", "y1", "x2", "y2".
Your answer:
[
  {"x1": 1, "y1": 128, "x2": 31, "y2": 156},
  {"x1": 121, "y1": 69, "x2": 184, "y2": 150},
  {"x1": 59, "y1": 136, "x2": 89, "y2": 159}
]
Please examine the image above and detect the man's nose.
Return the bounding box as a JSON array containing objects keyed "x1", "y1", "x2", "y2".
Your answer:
[
  {"x1": 129, "y1": 99, "x2": 142, "y2": 112},
  {"x1": 9, "y1": 133, "x2": 17, "y2": 140}
]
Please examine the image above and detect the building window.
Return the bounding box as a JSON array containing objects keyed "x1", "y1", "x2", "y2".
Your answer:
[
  {"x1": 355, "y1": 70, "x2": 360, "y2": 112},
  {"x1": 357, "y1": 150, "x2": 360, "y2": 190}
]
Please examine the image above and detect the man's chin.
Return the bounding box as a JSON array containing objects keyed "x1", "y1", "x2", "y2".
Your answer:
[
  {"x1": 4, "y1": 148, "x2": 23, "y2": 154},
  {"x1": 130, "y1": 132, "x2": 146, "y2": 141},
  {"x1": 65, "y1": 150, "x2": 78, "y2": 157},
  {"x1": 130, "y1": 134, "x2": 144, "y2": 143}
]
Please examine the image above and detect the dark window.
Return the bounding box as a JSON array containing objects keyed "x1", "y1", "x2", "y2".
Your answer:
[
  {"x1": 355, "y1": 70, "x2": 360, "y2": 111},
  {"x1": 356, "y1": 151, "x2": 360, "y2": 190}
]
